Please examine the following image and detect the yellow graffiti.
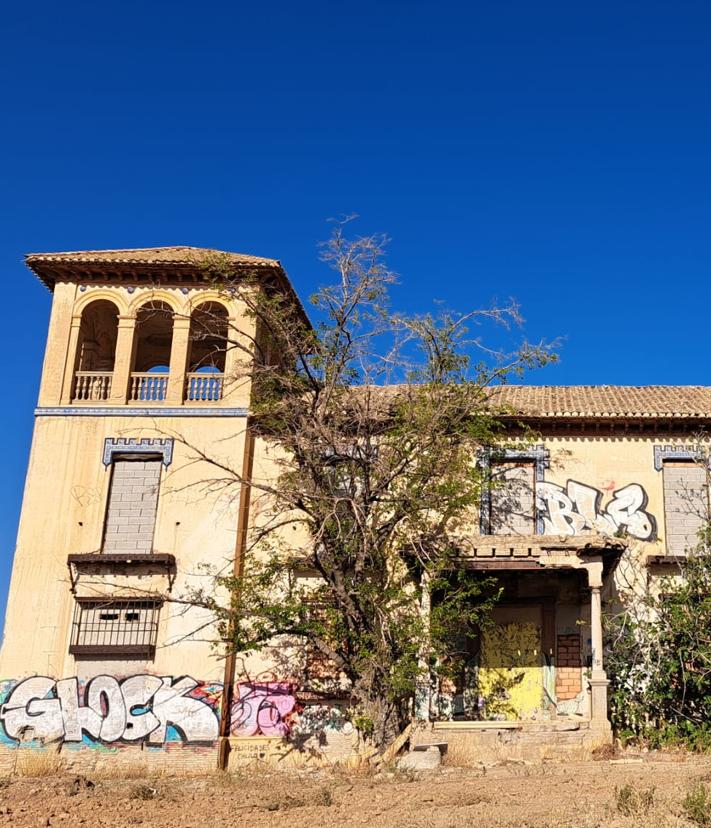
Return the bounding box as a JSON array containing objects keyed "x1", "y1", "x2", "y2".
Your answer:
[{"x1": 479, "y1": 622, "x2": 543, "y2": 720}]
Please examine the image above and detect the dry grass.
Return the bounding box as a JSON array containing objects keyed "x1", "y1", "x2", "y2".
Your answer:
[
  {"x1": 88, "y1": 762, "x2": 151, "y2": 780},
  {"x1": 440, "y1": 737, "x2": 487, "y2": 768},
  {"x1": 615, "y1": 782, "x2": 656, "y2": 816},
  {"x1": 2, "y1": 754, "x2": 711, "y2": 827},
  {"x1": 129, "y1": 783, "x2": 159, "y2": 801},
  {"x1": 13, "y1": 750, "x2": 64, "y2": 777}
]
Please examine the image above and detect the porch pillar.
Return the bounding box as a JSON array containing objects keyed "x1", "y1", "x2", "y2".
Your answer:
[
  {"x1": 414, "y1": 571, "x2": 432, "y2": 720},
  {"x1": 586, "y1": 562, "x2": 610, "y2": 727},
  {"x1": 590, "y1": 585, "x2": 604, "y2": 675}
]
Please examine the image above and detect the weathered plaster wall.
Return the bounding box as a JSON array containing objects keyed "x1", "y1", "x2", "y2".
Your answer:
[
  {"x1": 2, "y1": 269, "x2": 706, "y2": 763},
  {"x1": 0, "y1": 413, "x2": 246, "y2": 681},
  {"x1": 531, "y1": 433, "x2": 692, "y2": 556}
]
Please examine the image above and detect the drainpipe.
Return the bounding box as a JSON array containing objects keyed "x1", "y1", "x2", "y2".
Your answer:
[{"x1": 217, "y1": 416, "x2": 256, "y2": 770}]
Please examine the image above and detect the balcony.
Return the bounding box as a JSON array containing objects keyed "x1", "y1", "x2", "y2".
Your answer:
[
  {"x1": 72, "y1": 371, "x2": 113, "y2": 402},
  {"x1": 67, "y1": 296, "x2": 233, "y2": 407},
  {"x1": 129, "y1": 372, "x2": 169, "y2": 402},
  {"x1": 71, "y1": 370, "x2": 227, "y2": 404},
  {"x1": 185, "y1": 372, "x2": 224, "y2": 402}
]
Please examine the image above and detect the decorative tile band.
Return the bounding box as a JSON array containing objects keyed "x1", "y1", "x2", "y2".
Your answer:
[
  {"x1": 102, "y1": 438, "x2": 174, "y2": 467},
  {"x1": 653, "y1": 444, "x2": 706, "y2": 471},
  {"x1": 35, "y1": 407, "x2": 249, "y2": 418}
]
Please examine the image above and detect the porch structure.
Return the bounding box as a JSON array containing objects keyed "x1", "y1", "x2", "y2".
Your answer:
[{"x1": 415, "y1": 536, "x2": 622, "y2": 756}]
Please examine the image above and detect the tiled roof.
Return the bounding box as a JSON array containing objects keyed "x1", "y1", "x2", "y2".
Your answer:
[
  {"x1": 488, "y1": 385, "x2": 711, "y2": 419},
  {"x1": 25, "y1": 245, "x2": 312, "y2": 327},
  {"x1": 25, "y1": 246, "x2": 280, "y2": 270}
]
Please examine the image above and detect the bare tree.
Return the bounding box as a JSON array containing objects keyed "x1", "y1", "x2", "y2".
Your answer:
[{"x1": 171, "y1": 224, "x2": 555, "y2": 750}]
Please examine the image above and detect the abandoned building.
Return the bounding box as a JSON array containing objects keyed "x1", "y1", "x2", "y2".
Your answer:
[{"x1": 0, "y1": 246, "x2": 709, "y2": 769}]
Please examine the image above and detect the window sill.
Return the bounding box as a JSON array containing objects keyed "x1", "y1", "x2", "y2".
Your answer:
[
  {"x1": 67, "y1": 553, "x2": 176, "y2": 592},
  {"x1": 646, "y1": 554, "x2": 687, "y2": 566},
  {"x1": 69, "y1": 644, "x2": 156, "y2": 658},
  {"x1": 67, "y1": 553, "x2": 175, "y2": 565}
]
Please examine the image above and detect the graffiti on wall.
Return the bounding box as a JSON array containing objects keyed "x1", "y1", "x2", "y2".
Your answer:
[
  {"x1": 231, "y1": 682, "x2": 297, "y2": 737},
  {"x1": 0, "y1": 675, "x2": 297, "y2": 747},
  {"x1": 536, "y1": 480, "x2": 656, "y2": 540},
  {"x1": 479, "y1": 620, "x2": 543, "y2": 721}
]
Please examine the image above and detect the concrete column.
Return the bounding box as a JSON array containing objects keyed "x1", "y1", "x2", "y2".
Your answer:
[
  {"x1": 415, "y1": 572, "x2": 432, "y2": 721},
  {"x1": 39, "y1": 282, "x2": 79, "y2": 407},
  {"x1": 109, "y1": 315, "x2": 137, "y2": 404},
  {"x1": 165, "y1": 316, "x2": 192, "y2": 404},
  {"x1": 586, "y1": 561, "x2": 610, "y2": 727},
  {"x1": 59, "y1": 316, "x2": 82, "y2": 405},
  {"x1": 222, "y1": 306, "x2": 256, "y2": 407},
  {"x1": 221, "y1": 315, "x2": 240, "y2": 404},
  {"x1": 590, "y1": 586, "x2": 605, "y2": 676}
]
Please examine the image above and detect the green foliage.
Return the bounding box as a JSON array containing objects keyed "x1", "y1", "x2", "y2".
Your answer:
[
  {"x1": 606, "y1": 524, "x2": 711, "y2": 750},
  {"x1": 615, "y1": 783, "x2": 655, "y2": 817},
  {"x1": 684, "y1": 782, "x2": 711, "y2": 826}
]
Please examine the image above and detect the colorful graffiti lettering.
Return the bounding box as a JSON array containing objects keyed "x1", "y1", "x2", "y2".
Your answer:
[
  {"x1": 537, "y1": 480, "x2": 655, "y2": 540},
  {"x1": 231, "y1": 682, "x2": 297, "y2": 737},
  {"x1": 0, "y1": 675, "x2": 297, "y2": 747},
  {"x1": 0, "y1": 675, "x2": 219, "y2": 745}
]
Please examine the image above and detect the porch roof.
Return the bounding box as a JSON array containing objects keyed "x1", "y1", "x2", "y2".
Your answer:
[{"x1": 456, "y1": 534, "x2": 625, "y2": 576}]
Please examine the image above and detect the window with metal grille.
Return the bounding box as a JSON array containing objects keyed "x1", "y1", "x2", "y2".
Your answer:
[{"x1": 69, "y1": 599, "x2": 161, "y2": 658}]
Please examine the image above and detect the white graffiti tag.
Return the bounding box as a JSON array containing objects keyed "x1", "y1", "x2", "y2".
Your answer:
[
  {"x1": 536, "y1": 481, "x2": 655, "y2": 540},
  {"x1": 0, "y1": 675, "x2": 219, "y2": 745}
]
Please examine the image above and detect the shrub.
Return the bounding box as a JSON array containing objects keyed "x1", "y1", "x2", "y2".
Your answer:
[
  {"x1": 615, "y1": 783, "x2": 655, "y2": 816},
  {"x1": 684, "y1": 783, "x2": 711, "y2": 826},
  {"x1": 606, "y1": 526, "x2": 711, "y2": 750},
  {"x1": 130, "y1": 784, "x2": 158, "y2": 801}
]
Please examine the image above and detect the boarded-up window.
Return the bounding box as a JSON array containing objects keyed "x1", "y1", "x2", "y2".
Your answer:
[
  {"x1": 103, "y1": 458, "x2": 161, "y2": 554},
  {"x1": 556, "y1": 634, "x2": 582, "y2": 701},
  {"x1": 487, "y1": 461, "x2": 536, "y2": 535},
  {"x1": 663, "y1": 461, "x2": 708, "y2": 556}
]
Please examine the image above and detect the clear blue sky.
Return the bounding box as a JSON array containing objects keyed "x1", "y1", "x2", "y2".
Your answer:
[{"x1": 1, "y1": 0, "x2": 710, "y2": 621}]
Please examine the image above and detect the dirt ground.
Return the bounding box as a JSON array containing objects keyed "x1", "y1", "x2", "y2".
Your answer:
[{"x1": 1, "y1": 755, "x2": 711, "y2": 827}]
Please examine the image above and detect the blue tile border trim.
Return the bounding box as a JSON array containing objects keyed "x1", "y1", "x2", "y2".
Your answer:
[
  {"x1": 103, "y1": 438, "x2": 174, "y2": 467},
  {"x1": 653, "y1": 444, "x2": 707, "y2": 471},
  {"x1": 35, "y1": 407, "x2": 249, "y2": 418}
]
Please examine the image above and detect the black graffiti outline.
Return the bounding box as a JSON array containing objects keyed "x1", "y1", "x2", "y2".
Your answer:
[
  {"x1": 0, "y1": 674, "x2": 221, "y2": 747},
  {"x1": 536, "y1": 478, "x2": 657, "y2": 541}
]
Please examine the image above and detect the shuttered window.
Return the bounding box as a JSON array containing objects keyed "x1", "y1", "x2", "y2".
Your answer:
[
  {"x1": 102, "y1": 458, "x2": 161, "y2": 554},
  {"x1": 662, "y1": 460, "x2": 709, "y2": 556}
]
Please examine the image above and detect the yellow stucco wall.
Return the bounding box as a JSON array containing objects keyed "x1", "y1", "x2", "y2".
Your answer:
[
  {"x1": 0, "y1": 278, "x2": 268, "y2": 682},
  {"x1": 541, "y1": 434, "x2": 665, "y2": 550},
  {"x1": 1, "y1": 415, "x2": 697, "y2": 685},
  {"x1": 0, "y1": 413, "x2": 247, "y2": 682},
  {"x1": 0, "y1": 276, "x2": 705, "y2": 763}
]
